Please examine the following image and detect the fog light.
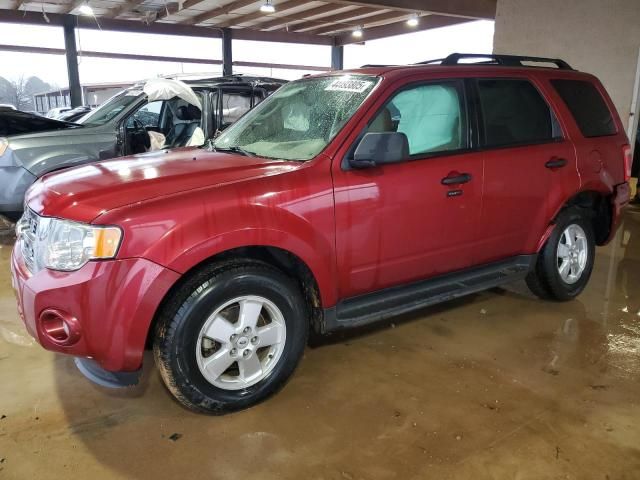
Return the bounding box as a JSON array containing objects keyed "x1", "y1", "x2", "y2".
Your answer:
[{"x1": 39, "y1": 309, "x2": 81, "y2": 346}]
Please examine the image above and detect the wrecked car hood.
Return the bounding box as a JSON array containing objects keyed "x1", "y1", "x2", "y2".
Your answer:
[
  {"x1": 26, "y1": 148, "x2": 302, "y2": 222},
  {"x1": 0, "y1": 109, "x2": 81, "y2": 137}
]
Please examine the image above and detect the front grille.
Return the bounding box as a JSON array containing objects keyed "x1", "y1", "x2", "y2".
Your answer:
[{"x1": 18, "y1": 209, "x2": 39, "y2": 273}]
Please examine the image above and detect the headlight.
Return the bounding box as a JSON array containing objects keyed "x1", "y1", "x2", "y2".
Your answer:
[{"x1": 31, "y1": 217, "x2": 122, "y2": 272}]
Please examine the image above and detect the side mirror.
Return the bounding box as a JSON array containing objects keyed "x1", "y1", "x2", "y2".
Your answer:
[{"x1": 350, "y1": 132, "x2": 409, "y2": 169}]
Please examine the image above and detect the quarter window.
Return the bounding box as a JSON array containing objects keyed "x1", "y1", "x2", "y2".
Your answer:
[
  {"x1": 477, "y1": 79, "x2": 558, "y2": 147},
  {"x1": 550, "y1": 79, "x2": 616, "y2": 137},
  {"x1": 367, "y1": 82, "x2": 467, "y2": 156}
]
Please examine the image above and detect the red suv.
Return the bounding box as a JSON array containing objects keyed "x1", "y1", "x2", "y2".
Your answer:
[{"x1": 11, "y1": 54, "x2": 632, "y2": 414}]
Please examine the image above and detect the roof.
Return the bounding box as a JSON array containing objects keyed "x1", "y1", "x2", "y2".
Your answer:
[
  {"x1": 32, "y1": 75, "x2": 287, "y2": 97},
  {"x1": 132, "y1": 74, "x2": 288, "y2": 88},
  {"x1": 325, "y1": 53, "x2": 583, "y2": 79}
]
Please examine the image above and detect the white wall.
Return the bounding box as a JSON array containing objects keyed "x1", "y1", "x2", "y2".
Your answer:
[{"x1": 493, "y1": 0, "x2": 640, "y2": 135}]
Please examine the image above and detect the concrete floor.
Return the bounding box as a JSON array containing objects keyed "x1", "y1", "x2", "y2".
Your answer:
[{"x1": 0, "y1": 210, "x2": 639, "y2": 480}]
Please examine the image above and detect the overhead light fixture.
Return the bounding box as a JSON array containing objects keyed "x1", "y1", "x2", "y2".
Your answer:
[
  {"x1": 260, "y1": 0, "x2": 275, "y2": 13},
  {"x1": 352, "y1": 26, "x2": 363, "y2": 38},
  {"x1": 407, "y1": 13, "x2": 419, "y2": 27},
  {"x1": 77, "y1": 1, "x2": 93, "y2": 15}
]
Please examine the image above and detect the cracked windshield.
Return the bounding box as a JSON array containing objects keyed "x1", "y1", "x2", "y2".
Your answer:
[{"x1": 214, "y1": 75, "x2": 378, "y2": 160}]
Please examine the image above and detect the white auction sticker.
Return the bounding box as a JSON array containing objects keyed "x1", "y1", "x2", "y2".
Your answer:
[{"x1": 325, "y1": 78, "x2": 373, "y2": 93}]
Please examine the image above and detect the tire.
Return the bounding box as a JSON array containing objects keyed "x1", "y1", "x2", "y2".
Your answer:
[
  {"x1": 526, "y1": 208, "x2": 595, "y2": 301},
  {"x1": 153, "y1": 260, "x2": 308, "y2": 414}
]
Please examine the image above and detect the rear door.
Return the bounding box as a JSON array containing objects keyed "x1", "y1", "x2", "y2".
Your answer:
[
  {"x1": 472, "y1": 77, "x2": 578, "y2": 264},
  {"x1": 332, "y1": 79, "x2": 485, "y2": 298}
]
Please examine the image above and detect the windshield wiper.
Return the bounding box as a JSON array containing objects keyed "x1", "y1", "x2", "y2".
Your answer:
[{"x1": 211, "y1": 145, "x2": 255, "y2": 157}]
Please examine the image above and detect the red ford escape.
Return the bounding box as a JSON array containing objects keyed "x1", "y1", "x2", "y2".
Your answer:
[{"x1": 11, "y1": 54, "x2": 632, "y2": 414}]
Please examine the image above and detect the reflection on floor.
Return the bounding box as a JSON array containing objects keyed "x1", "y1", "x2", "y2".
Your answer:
[{"x1": 1, "y1": 208, "x2": 639, "y2": 479}]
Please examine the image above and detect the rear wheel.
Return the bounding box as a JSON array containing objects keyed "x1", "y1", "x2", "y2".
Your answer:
[
  {"x1": 154, "y1": 261, "x2": 308, "y2": 414},
  {"x1": 526, "y1": 208, "x2": 595, "y2": 301}
]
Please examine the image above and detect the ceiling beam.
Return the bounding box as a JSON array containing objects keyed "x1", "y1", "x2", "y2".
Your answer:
[
  {"x1": 291, "y1": 6, "x2": 378, "y2": 32},
  {"x1": 254, "y1": 4, "x2": 339, "y2": 30},
  {"x1": 329, "y1": 0, "x2": 496, "y2": 20},
  {"x1": 336, "y1": 14, "x2": 471, "y2": 45},
  {"x1": 0, "y1": 10, "x2": 334, "y2": 44},
  {"x1": 213, "y1": 0, "x2": 313, "y2": 28},
  {"x1": 307, "y1": 10, "x2": 412, "y2": 35},
  {"x1": 102, "y1": 0, "x2": 147, "y2": 19},
  {"x1": 181, "y1": 0, "x2": 259, "y2": 25}
]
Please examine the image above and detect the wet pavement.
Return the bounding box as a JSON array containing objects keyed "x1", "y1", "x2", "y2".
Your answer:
[{"x1": 1, "y1": 209, "x2": 639, "y2": 479}]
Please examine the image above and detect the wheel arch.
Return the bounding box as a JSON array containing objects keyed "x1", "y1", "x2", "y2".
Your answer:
[
  {"x1": 146, "y1": 244, "x2": 328, "y2": 349},
  {"x1": 542, "y1": 189, "x2": 613, "y2": 250}
]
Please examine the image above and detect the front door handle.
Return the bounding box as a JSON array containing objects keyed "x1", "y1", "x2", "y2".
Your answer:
[
  {"x1": 441, "y1": 173, "x2": 472, "y2": 185},
  {"x1": 545, "y1": 157, "x2": 568, "y2": 169}
]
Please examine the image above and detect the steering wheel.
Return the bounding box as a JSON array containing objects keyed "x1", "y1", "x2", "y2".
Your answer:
[
  {"x1": 129, "y1": 118, "x2": 150, "y2": 152},
  {"x1": 131, "y1": 118, "x2": 146, "y2": 134}
]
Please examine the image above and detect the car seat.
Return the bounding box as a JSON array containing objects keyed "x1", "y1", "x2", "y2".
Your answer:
[{"x1": 165, "y1": 105, "x2": 201, "y2": 147}]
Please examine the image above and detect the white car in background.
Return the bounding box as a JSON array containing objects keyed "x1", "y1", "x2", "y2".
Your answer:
[{"x1": 45, "y1": 107, "x2": 72, "y2": 118}]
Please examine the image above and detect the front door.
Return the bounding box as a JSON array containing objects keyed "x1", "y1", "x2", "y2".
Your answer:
[{"x1": 332, "y1": 80, "x2": 484, "y2": 299}]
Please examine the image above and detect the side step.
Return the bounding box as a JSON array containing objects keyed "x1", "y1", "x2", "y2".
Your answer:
[{"x1": 323, "y1": 255, "x2": 535, "y2": 332}]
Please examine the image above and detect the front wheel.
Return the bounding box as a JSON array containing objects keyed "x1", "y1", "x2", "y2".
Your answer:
[
  {"x1": 153, "y1": 261, "x2": 308, "y2": 414},
  {"x1": 526, "y1": 208, "x2": 595, "y2": 301}
]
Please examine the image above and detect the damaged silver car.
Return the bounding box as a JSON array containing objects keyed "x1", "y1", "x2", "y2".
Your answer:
[{"x1": 0, "y1": 75, "x2": 285, "y2": 221}]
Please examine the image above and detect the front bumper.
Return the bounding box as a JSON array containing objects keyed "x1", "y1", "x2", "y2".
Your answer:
[{"x1": 11, "y1": 242, "x2": 180, "y2": 372}]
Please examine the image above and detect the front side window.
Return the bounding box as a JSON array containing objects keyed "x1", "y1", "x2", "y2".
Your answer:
[
  {"x1": 366, "y1": 82, "x2": 467, "y2": 156},
  {"x1": 214, "y1": 75, "x2": 379, "y2": 161},
  {"x1": 127, "y1": 100, "x2": 163, "y2": 128},
  {"x1": 477, "y1": 79, "x2": 558, "y2": 147}
]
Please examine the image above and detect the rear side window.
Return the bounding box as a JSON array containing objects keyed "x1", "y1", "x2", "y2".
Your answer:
[
  {"x1": 550, "y1": 79, "x2": 616, "y2": 137},
  {"x1": 476, "y1": 79, "x2": 558, "y2": 147}
]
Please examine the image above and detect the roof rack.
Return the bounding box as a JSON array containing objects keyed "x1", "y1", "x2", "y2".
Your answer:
[{"x1": 417, "y1": 53, "x2": 574, "y2": 70}]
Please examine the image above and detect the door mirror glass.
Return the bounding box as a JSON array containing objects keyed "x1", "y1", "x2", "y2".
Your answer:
[{"x1": 351, "y1": 132, "x2": 409, "y2": 168}]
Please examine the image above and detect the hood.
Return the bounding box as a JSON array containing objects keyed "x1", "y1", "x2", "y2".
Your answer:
[
  {"x1": 26, "y1": 148, "x2": 302, "y2": 222},
  {"x1": 1, "y1": 109, "x2": 81, "y2": 137}
]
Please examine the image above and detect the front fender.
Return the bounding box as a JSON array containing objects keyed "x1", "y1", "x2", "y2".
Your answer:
[
  {"x1": 167, "y1": 227, "x2": 337, "y2": 307},
  {"x1": 97, "y1": 172, "x2": 338, "y2": 307}
]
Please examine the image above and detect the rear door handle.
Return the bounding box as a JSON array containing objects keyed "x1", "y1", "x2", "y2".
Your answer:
[
  {"x1": 545, "y1": 157, "x2": 568, "y2": 169},
  {"x1": 441, "y1": 173, "x2": 472, "y2": 185}
]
